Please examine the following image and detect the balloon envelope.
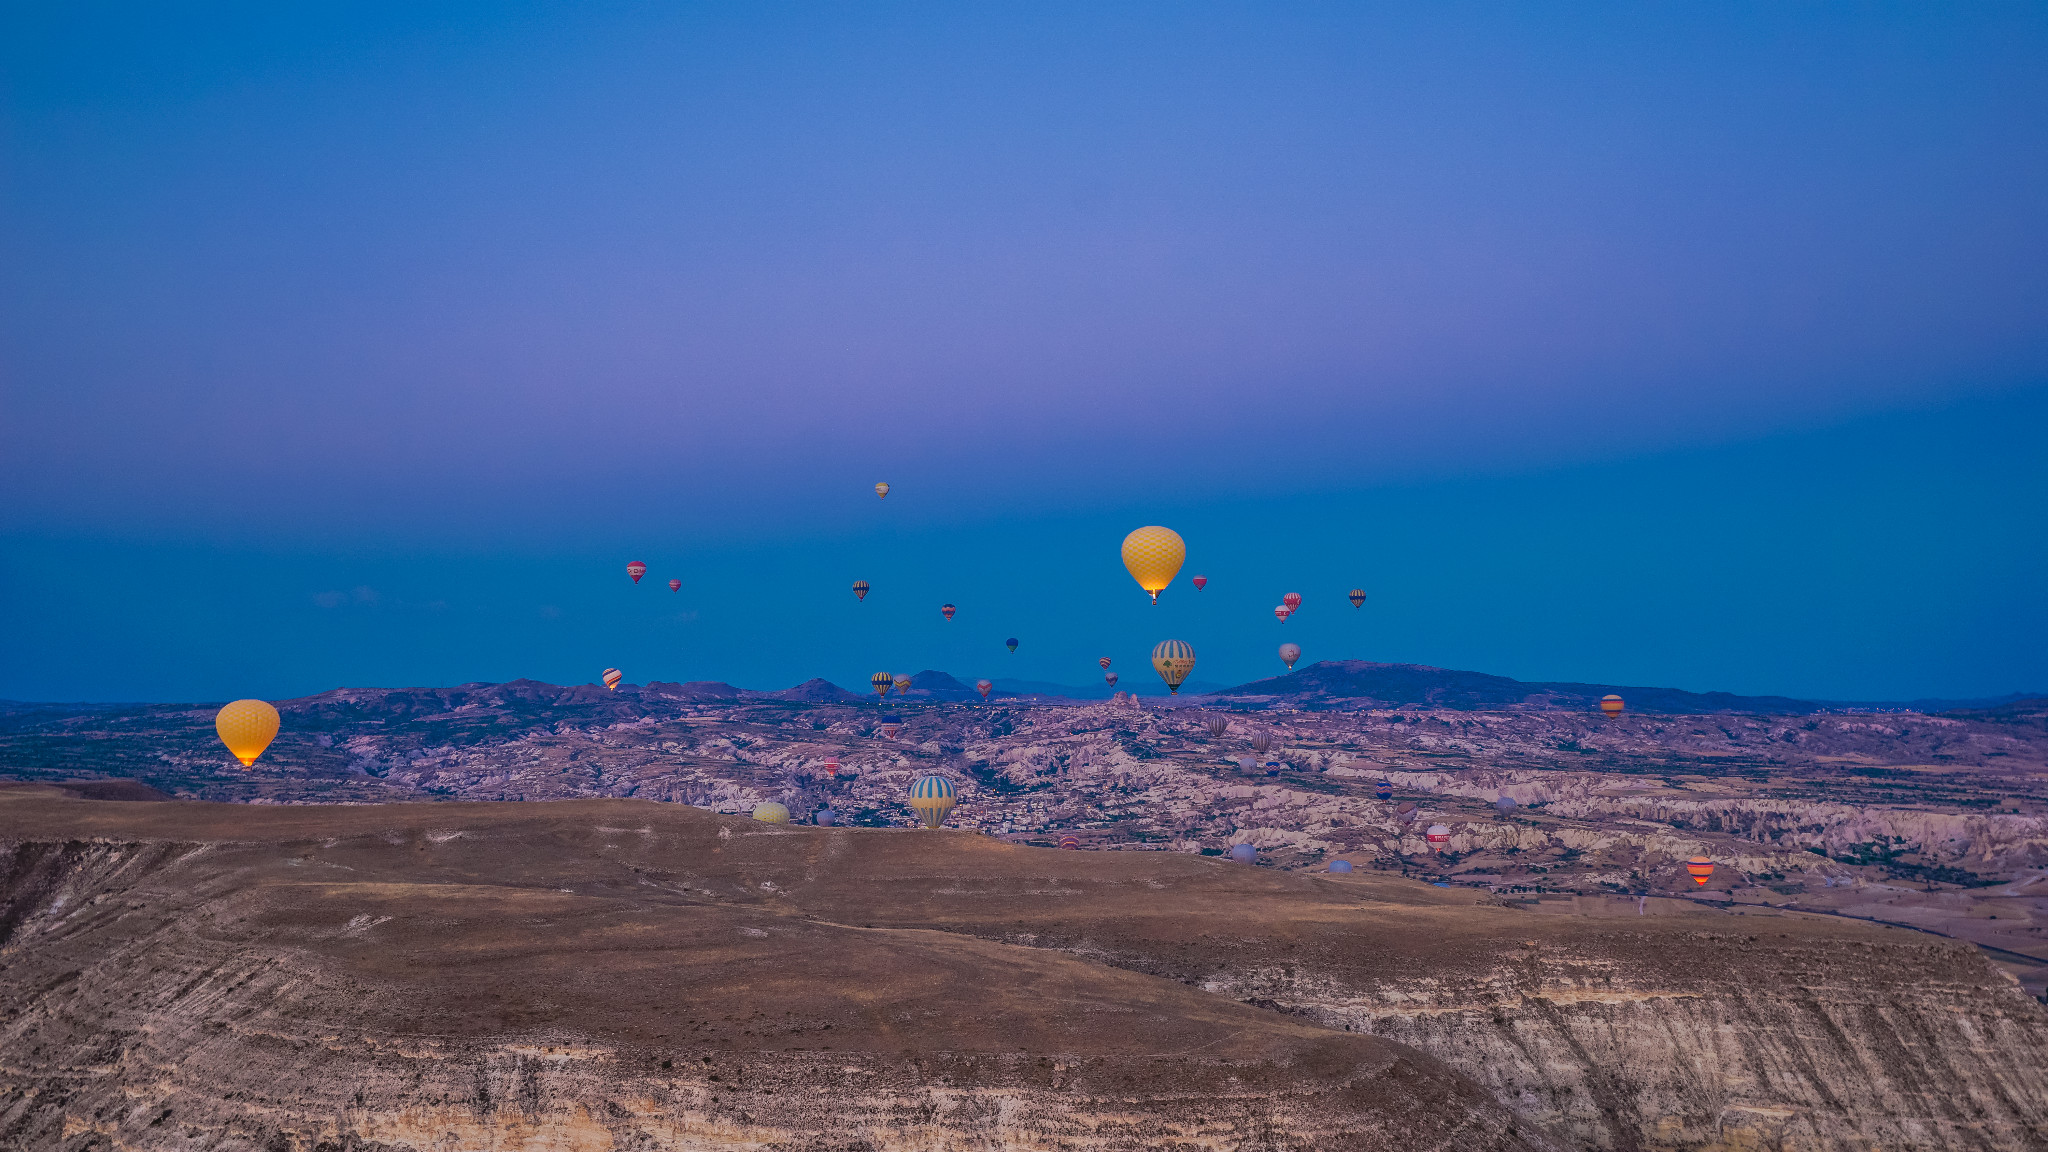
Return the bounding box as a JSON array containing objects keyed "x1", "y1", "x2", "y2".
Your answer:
[
  {"x1": 1426, "y1": 824, "x2": 1451, "y2": 850},
  {"x1": 1282, "y1": 592, "x2": 1302, "y2": 611},
  {"x1": 815, "y1": 808, "x2": 837, "y2": 826},
  {"x1": 870, "y1": 671, "x2": 892, "y2": 697},
  {"x1": 1274, "y1": 605, "x2": 1291, "y2": 621},
  {"x1": 1496, "y1": 795, "x2": 1517, "y2": 813},
  {"x1": 1600, "y1": 694, "x2": 1625, "y2": 716},
  {"x1": 1278, "y1": 643, "x2": 1301, "y2": 670},
  {"x1": 1330, "y1": 859, "x2": 1354, "y2": 874},
  {"x1": 852, "y1": 580, "x2": 870, "y2": 601},
  {"x1": 976, "y1": 679, "x2": 992, "y2": 698},
  {"x1": 667, "y1": 578, "x2": 681, "y2": 592},
  {"x1": 626, "y1": 561, "x2": 647, "y2": 583},
  {"x1": 1058, "y1": 834, "x2": 1080, "y2": 850},
  {"x1": 1005, "y1": 638, "x2": 1018, "y2": 652},
  {"x1": 1349, "y1": 588, "x2": 1367, "y2": 608},
  {"x1": 874, "y1": 482, "x2": 890, "y2": 499},
  {"x1": 751, "y1": 802, "x2": 790, "y2": 824},
  {"x1": 602, "y1": 668, "x2": 623, "y2": 691},
  {"x1": 1151, "y1": 639, "x2": 1196, "y2": 694},
  {"x1": 892, "y1": 676, "x2": 911, "y2": 694},
  {"x1": 908, "y1": 775, "x2": 958, "y2": 828},
  {"x1": 1099, "y1": 657, "x2": 1112, "y2": 670},
  {"x1": 1120, "y1": 526, "x2": 1186, "y2": 603},
  {"x1": 940, "y1": 603, "x2": 956, "y2": 620},
  {"x1": 1375, "y1": 780, "x2": 1393, "y2": 800},
  {"x1": 1229, "y1": 843, "x2": 1257, "y2": 863},
  {"x1": 1686, "y1": 856, "x2": 1715, "y2": 885},
  {"x1": 1191, "y1": 575, "x2": 1207, "y2": 590},
  {"x1": 1104, "y1": 672, "x2": 1118, "y2": 687},
  {"x1": 215, "y1": 699, "x2": 280, "y2": 767}
]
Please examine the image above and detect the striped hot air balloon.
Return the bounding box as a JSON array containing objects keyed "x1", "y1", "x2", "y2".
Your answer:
[
  {"x1": 1426, "y1": 824, "x2": 1451, "y2": 851},
  {"x1": 602, "y1": 668, "x2": 623, "y2": 691},
  {"x1": 907, "y1": 775, "x2": 957, "y2": 829},
  {"x1": 1348, "y1": 588, "x2": 1366, "y2": 608},
  {"x1": 1121, "y1": 526, "x2": 1186, "y2": 603},
  {"x1": 1600, "y1": 695, "x2": 1625, "y2": 717},
  {"x1": 940, "y1": 603, "x2": 956, "y2": 621},
  {"x1": 1375, "y1": 779, "x2": 1393, "y2": 801},
  {"x1": 1685, "y1": 856, "x2": 1715, "y2": 886},
  {"x1": 751, "y1": 802, "x2": 790, "y2": 824},
  {"x1": 852, "y1": 580, "x2": 870, "y2": 601},
  {"x1": 214, "y1": 699, "x2": 280, "y2": 768},
  {"x1": 626, "y1": 561, "x2": 647, "y2": 583},
  {"x1": 1191, "y1": 574, "x2": 1207, "y2": 590},
  {"x1": 976, "y1": 679, "x2": 992, "y2": 699},
  {"x1": 892, "y1": 675, "x2": 911, "y2": 695},
  {"x1": 1282, "y1": 592, "x2": 1301, "y2": 613},
  {"x1": 879, "y1": 714, "x2": 903, "y2": 740},
  {"x1": 667, "y1": 578, "x2": 681, "y2": 592},
  {"x1": 1151, "y1": 639, "x2": 1196, "y2": 694},
  {"x1": 1058, "y1": 834, "x2": 1080, "y2": 850},
  {"x1": 1274, "y1": 605, "x2": 1291, "y2": 622},
  {"x1": 1099, "y1": 657, "x2": 1112, "y2": 670},
  {"x1": 1278, "y1": 643, "x2": 1301, "y2": 670},
  {"x1": 874, "y1": 482, "x2": 890, "y2": 499},
  {"x1": 870, "y1": 671, "x2": 892, "y2": 698}
]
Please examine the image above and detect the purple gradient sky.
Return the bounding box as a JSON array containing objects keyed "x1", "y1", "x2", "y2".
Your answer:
[{"x1": 3, "y1": 5, "x2": 2044, "y2": 701}]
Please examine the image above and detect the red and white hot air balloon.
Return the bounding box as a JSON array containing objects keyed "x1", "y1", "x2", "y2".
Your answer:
[
  {"x1": 667, "y1": 578, "x2": 681, "y2": 592},
  {"x1": 1282, "y1": 592, "x2": 1301, "y2": 613},
  {"x1": 1191, "y1": 575, "x2": 1208, "y2": 590},
  {"x1": 1274, "y1": 605, "x2": 1291, "y2": 622},
  {"x1": 976, "y1": 679, "x2": 993, "y2": 699},
  {"x1": 625, "y1": 562, "x2": 647, "y2": 584},
  {"x1": 824, "y1": 757, "x2": 841, "y2": 778},
  {"x1": 1426, "y1": 824, "x2": 1450, "y2": 852}
]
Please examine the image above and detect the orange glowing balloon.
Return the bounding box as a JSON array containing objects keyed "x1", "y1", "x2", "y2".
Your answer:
[{"x1": 215, "y1": 699, "x2": 281, "y2": 768}]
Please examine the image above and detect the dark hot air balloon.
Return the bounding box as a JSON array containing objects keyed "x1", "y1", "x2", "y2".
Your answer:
[
  {"x1": 940, "y1": 603, "x2": 956, "y2": 621},
  {"x1": 879, "y1": 714, "x2": 904, "y2": 740},
  {"x1": 852, "y1": 580, "x2": 871, "y2": 601},
  {"x1": 1005, "y1": 637, "x2": 1019, "y2": 653},
  {"x1": 1058, "y1": 834, "x2": 1080, "y2": 850},
  {"x1": 870, "y1": 672, "x2": 892, "y2": 698},
  {"x1": 1229, "y1": 843, "x2": 1257, "y2": 863},
  {"x1": 1207, "y1": 716, "x2": 1229, "y2": 738},
  {"x1": 1104, "y1": 671, "x2": 1118, "y2": 688},
  {"x1": 1375, "y1": 779, "x2": 1393, "y2": 800},
  {"x1": 1348, "y1": 588, "x2": 1366, "y2": 608},
  {"x1": 1496, "y1": 795, "x2": 1517, "y2": 815},
  {"x1": 1329, "y1": 859, "x2": 1353, "y2": 874}
]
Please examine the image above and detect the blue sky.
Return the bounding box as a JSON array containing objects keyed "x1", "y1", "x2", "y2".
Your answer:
[{"x1": 3, "y1": 5, "x2": 2044, "y2": 702}]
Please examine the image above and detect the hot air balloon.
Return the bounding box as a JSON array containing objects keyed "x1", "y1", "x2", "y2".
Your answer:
[
  {"x1": 1496, "y1": 795, "x2": 1518, "y2": 815},
  {"x1": 1330, "y1": 859, "x2": 1354, "y2": 874},
  {"x1": 1274, "y1": 605, "x2": 1291, "y2": 622},
  {"x1": 1237, "y1": 756, "x2": 1258, "y2": 775},
  {"x1": 752, "y1": 802, "x2": 790, "y2": 824},
  {"x1": 667, "y1": 578, "x2": 681, "y2": 592},
  {"x1": 1426, "y1": 824, "x2": 1451, "y2": 852},
  {"x1": 874, "y1": 482, "x2": 890, "y2": 499},
  {"x1": 1397, "y1": 801, "x2": 1418, "y2": 823},
  {"x1": 1104, "y1": 672, "x2": 1118, "y2": 688},
  {"x1": 1099, "y1": 657, "x2": 1112, "y2": 670},
  {"x1": 1348, "y1": 588, "x2": 1366, "y2": 608},
  {"x1": 1278, "y1": 643, "x2": 1301, "y2": 670},
  {"x1": 1375, "y1": 779, "x2": 1393, "y2": 801},
  {"x1": 1192, "y1": 575, "x2": 1208, "y2": 591},
  {"x1": 1151, "y1": 639, "x2": 1195, "y2": 694},
  {"x1": 1230, "y1": 843, "x2": 1257, "y2": 863},
  {"x1": 602, "y1": 668, "x2": 623, "y2": 691},
  {"x1": 1058, "y1": 834, "x2": 1080, "y2": 850},
  {"x1": 1005, "y1": 638, "x2": 1018, "y2": 653},
  {"x1": 1207, "y1": 716, "x2": 1229, "y2": 738},
  {"x1": 880, "y1": 714, "x2": 903, "y2": 740},
  {"x1": 1686, "y1": 856, "x2": 1715, "y2": 886},
  {"x1": 1283, "y1": 592, "x2": 1302, "y2": 613},
  {"x1": 907, "y1": 775, "x2": 957, "y2": 829},
  {"x1": 214, "y1": 699, "x2": 280, "y2": 768},
  {"x1": 626, "y1": 561, "x2": 647, "y2": 584},
  {"x1": 1121, "y1": 526, "x2": 1186, "y2": 603},
  {"x1": 976, "y1": 679, "x2": 992, "y2": 699},
  {"x1": 1250, "y1": 731, "x2": 1272, "y2": 754},
  {"x1": 824, "y1": 757, "x2": 841, "y2": 778},
  {"x1": 1600, "y1": 695, "x2": 1625, "y2": 717},
  {"x1": 852, "y1": 580, "x2": 870, "y2": 601},
  {"x1": 940, "y1": 603, "x2": 956, "y2": 621},
  {"x1": 870, "y1": 672, "x2": 892, "y2": 698},
  {"x1": 816, "y1": 808, "x2": 837, "y2": 826},
  {"x1": 892, "y1": 675, "x2": 911, "y2": 695}
]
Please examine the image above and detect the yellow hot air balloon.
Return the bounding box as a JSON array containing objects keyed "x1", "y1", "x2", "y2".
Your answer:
[
  {"x1": 215, "y1": 699, "x2": 280, "y2": 768},
  {"x1": 874, "y1": 482, "x2": 890, "y2": 499},
  {"x1": 1121, "y1": 526, "x2": 1185, "y2": 604},
  {"x1": 907, "y1": 775, "x2": 957, "y2": 829},
  {"x1": 870, "y1": 671, "x2": 892, "y2": 698},
  {"x1": 1151, "y1": 639, "x2": 1196, "y2": 694},
  {"x1": 893, "y1": 675, "x2": 912, "y2": 695},
  {"x1": 752, "y1": 802, "x2": 791, "y2": 824},
  {"x1": 1600, "y1": 694, "x2": 1625, "y2": 717}
]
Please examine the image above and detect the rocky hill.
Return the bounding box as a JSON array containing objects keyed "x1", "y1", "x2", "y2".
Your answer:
[
  {"x1": 2, "y1": 789, "x2": 2043, "y2": 1150},
  {"x1": 1204, "y1": 660, "x2": 1826, "y2": 713}
]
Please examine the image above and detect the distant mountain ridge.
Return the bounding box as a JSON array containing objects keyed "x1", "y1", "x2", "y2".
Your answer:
[{"x1": 1202, "y1": 660, "x2": 1809, "y2": 714}]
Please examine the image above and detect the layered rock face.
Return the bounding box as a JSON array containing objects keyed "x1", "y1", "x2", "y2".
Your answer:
[{"x1": 4, "y1": 791, "x2": 2045, "y2": 1151}]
